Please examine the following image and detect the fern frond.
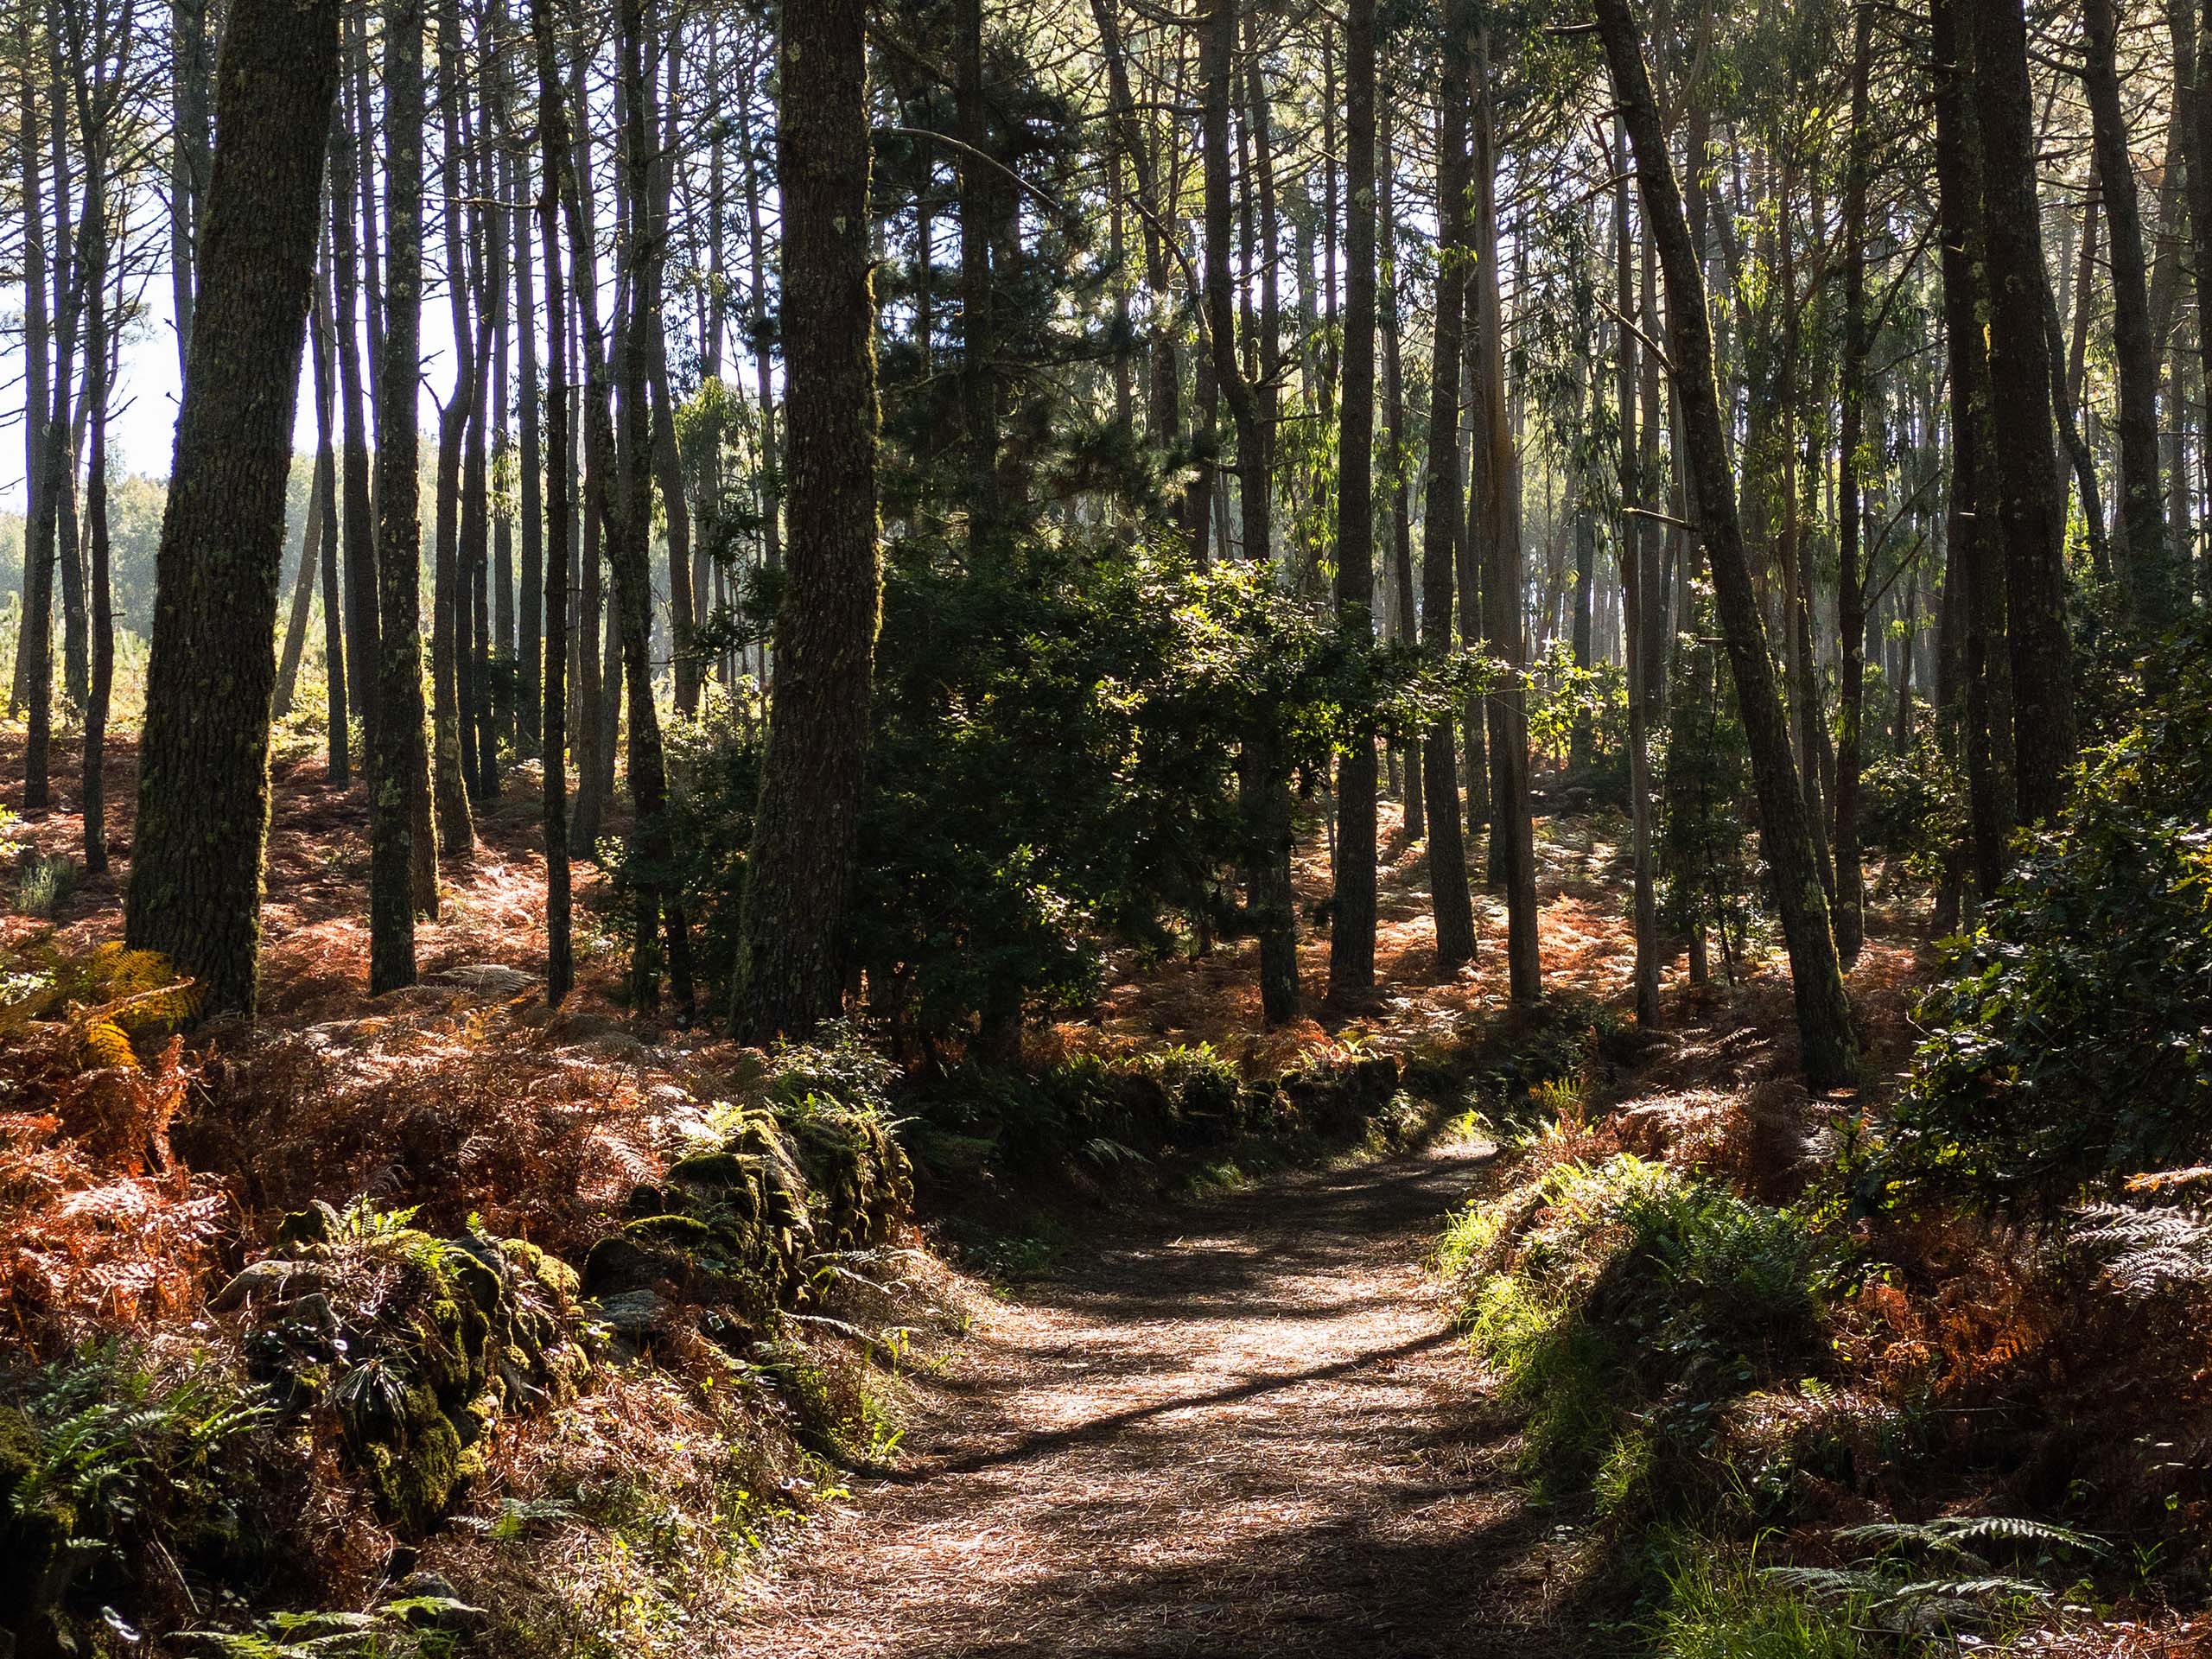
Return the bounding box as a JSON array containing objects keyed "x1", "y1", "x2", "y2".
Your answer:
[
  {"x1": 1872, "y1": 1575, "x2": 2050, "y2": 1610},
  {"x1": 80, "y1": 1019, "x2": 138, "y2": 1072},
  {"x1": 2072, "y1": 1201, "x2": 2212, "y2": 1298}
]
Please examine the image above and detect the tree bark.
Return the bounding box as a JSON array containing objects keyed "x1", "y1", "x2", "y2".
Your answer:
[
  {"x1": 515, "y1": 100, "x2": 544, "y2": 757},
  {"x1": 2084, "y1": 0, "x2": 2173, "y2": 630},
  {"x1": 1930, "y1": 0, "x2": 2012, "y2": 902},
  {"x1": 1475, "y1": 37, "x2": 1539, "y2": 1005},
  {"x1": 329, "y1": 111, "x2": 380, "y2": 753},
  {"x1": 1330, "y1": 0, "x2": 1379, "y2": 999},
  {"x1": 1611, "y1": 111, "x2": 1657, "y2": 1022},
  {"x1": 430, "y1": 0, "x2": 476, "y2": 855},
  {"x1": 1420, "y1": 0, "x2": 1479, "y2": 976},
  {"x1": 124, "y1": 0, "x2": 340, "y2": 1017},
  {"x1": 613, "y1": 0, "x2": 692, "y2": 1014},
  {"x1": 1974, "y1": 0, "x2": 2076, "y2": 824},
  {"x1": 530, "y1": 0, "x2": 573, "y2": 1006},
  {"x1": 1833, "y1": 0, "x2": 1872, "y2": 965},
  {"x1": 371, "y1": 0, "x2": 436, "y2": 993},
  {"x1": 732, "y1": 0, "x2": 880, "y2": 1044},
  {"x1": 13, "y1": 22, "x2": 47, "y2": 734},
  {"x1": 314, "y1": 251, "x2": 349, "y2": 785},
  {"x1": 82, "y1": 145, "x2": 114, "y2": 873},
  {"x1": 1381, "y1": 92, "x2": 1421, "y2": 839}
]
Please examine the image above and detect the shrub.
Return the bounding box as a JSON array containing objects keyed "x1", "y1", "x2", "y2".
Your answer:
[
  {"x1": 1872, "y1": 625, "x2": 2212, "y2": 1212},
  {"x1": 652, "y1": 536, "x2": 1478, "y2": 1053},
  {"x1": 1450, "y1": 1155, "x2": 1823, "y2": 1497},
  {"x1": 1858, "y1": 735, "x2": 1966, "y2": 883},
  {"x1": 3, "y1": 1343, "x2": 281, "y2": 1653},
  {"x1": 1656, "y1": 609, "x2": 1762, "y2": 970}
]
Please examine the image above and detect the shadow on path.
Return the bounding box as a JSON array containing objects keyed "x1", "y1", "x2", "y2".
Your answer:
[{"x1": 733, "y1": 1139, "x2": 1581, "y2": 1658}]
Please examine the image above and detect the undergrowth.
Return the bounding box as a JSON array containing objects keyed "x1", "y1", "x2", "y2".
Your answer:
[{"x1": 1441, "y1": 1058, "x2": 2162, "y2": 1654}]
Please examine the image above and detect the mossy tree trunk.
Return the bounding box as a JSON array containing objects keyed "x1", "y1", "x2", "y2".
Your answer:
[
  {"x1": 371, "y1": 0, "x2": 434, "y2": 994},
  {"x1": 124, "y1": 0, "x2": 340, "y2": 1017}
]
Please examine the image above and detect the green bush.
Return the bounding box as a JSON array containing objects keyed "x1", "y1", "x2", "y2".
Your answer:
[
  {"x1": 1872, "y1": 625, "x2": 2212, "y2": 1212},
  {"x1": 1449, "y1": 1156, "x2": 1823, "y2": 1497},
  {"x1": 652, "y1": 528, "x2": 1477, "y2": 1052},
  {"x1": 3, "y1": 1343, "x2": 277, "y2": 1652},
  {"x1": 1858, "y1": 734, "x2": 1966, "y2": 882},
  {"x1": 1656, "y1": 607, "x2": 1762, "y2": 969},
  {"x1": 13, "y1": 849, "x2": 78, "y2": 918}
]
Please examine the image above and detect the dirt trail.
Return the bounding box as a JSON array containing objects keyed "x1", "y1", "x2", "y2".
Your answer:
[{"x1": 735, "y1": 1140, "x2": 1574, "y2": 1658}]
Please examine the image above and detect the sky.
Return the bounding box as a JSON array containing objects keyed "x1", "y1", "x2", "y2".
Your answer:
[{"x1": 1, "y1": 263, "x2": 470, "y2": 515}]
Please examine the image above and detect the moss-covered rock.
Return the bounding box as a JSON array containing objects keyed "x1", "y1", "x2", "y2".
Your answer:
[
  {"x1": 222, "y1": 1214, "x2": 593, "y2": 1535},
  {"x1": 582, "y1": 1103, "x2": 912, "y2": 1344}
]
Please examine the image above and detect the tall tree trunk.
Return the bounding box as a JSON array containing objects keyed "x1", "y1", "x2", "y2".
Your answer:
[
  {"x1": 430, "y1": 0, "x2": 476, "y2": 855},
  {"x1": 732, "y1": 0, "x2": 880, "y2": 1043},
  {"x1": 1611, "y1": 111, "x2": 1657, "y2": 1022},
  {"x1": 1198, "y1": 0, "x2": 1297, "y2": 1022},
  {"x1": 530, "y1": 0, "x2": 573, "y2": 1005},
  {"x1": 1931, "y1": 0, "x2": 2012, "y2": 903},
  {"x1": 957, "y1": 0, "x2": 1001, "y2": 560},
  {"x1": 515, "y1": 103, "x2": 544, "y2": 757},
  {"x1": 1593, "y1": 0, "x2": 1859, "y2": 1089},
  {"x1": 645, "y1": 20, "x2": 697, "y2": 721},
  {"x1": 315, "y1": 251, "x2": 349, "y2": 785},
  {"x1": 1474, "y1": 35, "x2": 1539, "y2": 1005},
  {"x1": 2085, "y1": 0, "x2": 2173, "y2": 631},
  {"x1": 274, "y1": 432, "x2": 332, "y2": 715},
  {"x1": 168, "y1": 0, "x2": 210, "y2": 380},
  {"x1": 1420, "y1": 0, "x2": 1479, "y2": 975},
  {"x1": 1976, "y1": 0, "x2": 2076, "y2": 823},
  {"x1": 124, "y1": 0, "x2": 340, "y2": 1017},
  {"x1": 2190, "y1": 0, "x2": 2212, "y2": 525},
  {"x1": 1380, "y1": 91, "x2": 1421, "y2": 838},
  {"x1": 739, "y1": 57, "x2": 782, "y2": 572},
  {"x1": 48, "y1": 57, "x2": 88, "y2": 719},
  {"x1": 564, "y1": 43, "x2": 612, "y2": 855},
  {"x1": 372, "y1": 0, "x2": 436, "y2": 994},
  {"x1": 1833, "y1": 0, "x2": 1872, "y2": 966},
  {"x1": 330, "y1": 114, "x2": 380, "y2": 753},
  {"x1": 82, "y1": 161, "x2": 114, "y2": 874},
  {"x1": 613, "y1": 0, "x2": 692, "y2": 1014},
  {"x1": 1329, "y1": 0, "x2": 1378, "y2": 999},
  {"x1": 13, "y1": 23, "x2": 47, "y2": 733}
]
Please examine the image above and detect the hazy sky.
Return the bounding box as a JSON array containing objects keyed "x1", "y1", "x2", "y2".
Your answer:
[{"x1": 2, "y1": 264, "x2": 471, "y2": 514}]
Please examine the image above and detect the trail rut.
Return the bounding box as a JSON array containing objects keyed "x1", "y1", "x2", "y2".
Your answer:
[{"x1": 735, "y1": 1140, "x2": 1577, "y2": 1657}]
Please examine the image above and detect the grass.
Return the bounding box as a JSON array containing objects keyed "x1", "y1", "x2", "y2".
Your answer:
[
  {"x1": 1647, "y1": 1540, "x2": 1866, "y2": 1659},
  {"x1": 15, "y1": 849, "x2": 78, "y2": 918}
]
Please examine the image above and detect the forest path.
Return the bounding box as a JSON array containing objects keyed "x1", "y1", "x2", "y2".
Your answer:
[{"x1": 732, "y1": 1137, "x2": 1574, "y2": 1657}]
